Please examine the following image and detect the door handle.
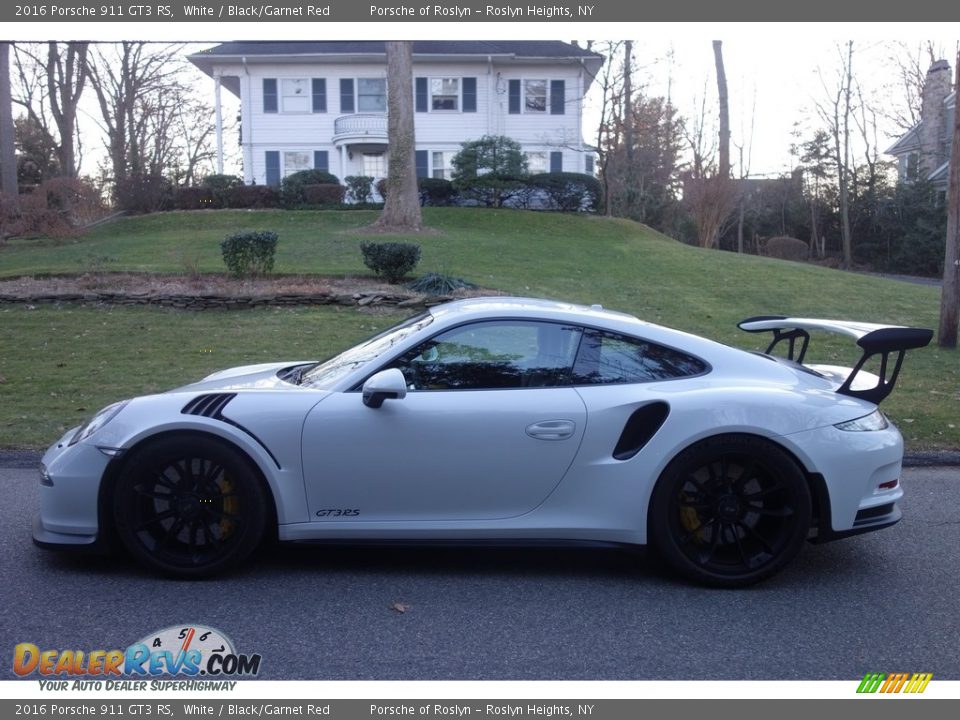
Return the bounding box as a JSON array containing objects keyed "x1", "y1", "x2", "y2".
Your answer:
[{"x1": 525, "y1": 419, "x2": 576, "y2": 441}]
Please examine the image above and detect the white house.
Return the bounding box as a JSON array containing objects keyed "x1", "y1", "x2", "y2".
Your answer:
[{"x1": 188, "y1": 41, "x2": 604, "y2": 189}]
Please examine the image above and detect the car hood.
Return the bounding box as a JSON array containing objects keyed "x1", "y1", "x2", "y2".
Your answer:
[{"x1": 171, "y1": 361, "x2": 315, "y2": 393}]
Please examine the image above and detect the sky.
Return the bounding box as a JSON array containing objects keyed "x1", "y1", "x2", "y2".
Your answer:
[{"x1": 11, "y1": 22, "x2": 960, "y2": 180}]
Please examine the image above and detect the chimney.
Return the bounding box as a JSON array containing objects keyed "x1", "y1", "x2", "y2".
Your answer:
[{"x1": 919, "y1": 60, "x2": 953, "y2": 175}]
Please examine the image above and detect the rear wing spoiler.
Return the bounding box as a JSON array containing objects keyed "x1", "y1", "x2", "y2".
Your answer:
[{"x1": 738, "y1": 316, "x2": 933, "y2": 404}]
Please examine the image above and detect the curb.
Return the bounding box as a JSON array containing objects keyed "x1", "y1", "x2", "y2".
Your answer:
[{"x1": 2, "y1": 450, "x2": 958, "y2": 470}]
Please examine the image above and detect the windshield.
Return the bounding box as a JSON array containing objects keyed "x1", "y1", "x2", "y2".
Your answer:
[{"x1": 300, "y1": 311, "x2": 433, "y2": 389}]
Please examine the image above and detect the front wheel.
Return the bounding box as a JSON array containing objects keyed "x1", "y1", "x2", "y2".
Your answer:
[
  {"x1": 113, "y1": 435, "x2": 268, "y2": 578},
  {"x1": 649, "y1": 435, "x2": 811, "y2": 588}
]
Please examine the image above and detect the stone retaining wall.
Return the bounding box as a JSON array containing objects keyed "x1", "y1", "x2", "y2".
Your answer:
[{"x1": 0, "y1": 291, "x2": 452, "y2": 311}]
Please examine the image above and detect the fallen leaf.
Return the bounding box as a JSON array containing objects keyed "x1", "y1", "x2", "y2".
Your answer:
[{"x1": 389, "y1": 603, "x2": 411, "y2": 613}]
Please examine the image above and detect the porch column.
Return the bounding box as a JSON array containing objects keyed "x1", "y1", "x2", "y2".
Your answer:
[
  {"x1": 214, "y1": 75, "x2": 224, "y2": 175},
  {"x1": 340, "y1": 145, "x2": 346, "y2": 182}
]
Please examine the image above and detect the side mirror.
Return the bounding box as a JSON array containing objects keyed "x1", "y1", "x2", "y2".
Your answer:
[{"x1": 362, "y1": 368, "x2": 408, "y2": 408}]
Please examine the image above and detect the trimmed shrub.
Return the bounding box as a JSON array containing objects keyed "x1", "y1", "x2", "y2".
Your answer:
[
  {"x1": 302, "y1": 184, "x2": 346, "y2": 205},
  {"x1": 375, "y1": 178, "x2": 388, "y2": 201},
  {"x1": 174, "y1": 187, "x2": 215, "y2": 210},
  {"x1": 360, "y1": 241, "x2": 421, "y2": 284},
  {"x1": 200, "y1": 174, "x2": 244, "y2": 208},
  {"x1": 345, "y1": 176, "x2": 375, "y2": 204},
  {"x1": 223, "y1": 185, "x2": 280, "y2": 209},
  {"x1": 115, "y1": 173, "x2": 173, "y2": 214},
  {"x1": 281, "y1": 169, "x2": 340, "y2": 207},
  {"x1": 764, "y1": 236, "x2": 810, "y2": 262},
  {"x1": 527, "y1": 172, "x2": 602, "y2": 212},
  {"x1": 220, "y1": 230, "x2": 278, "y2": 277},
  {"x1": 418, "y1": 178, "x2": 456, "y2": 206}
]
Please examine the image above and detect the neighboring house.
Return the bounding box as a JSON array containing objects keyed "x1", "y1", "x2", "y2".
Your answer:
[
  {"x1": 188, "y1": 41, "x2": 603, "y2": 191},
  {"x1": 886, "y1": 59, "x2": 955, "y2": 193}
]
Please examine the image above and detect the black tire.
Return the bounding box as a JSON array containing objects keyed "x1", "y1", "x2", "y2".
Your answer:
[
  {"x1": 649, "y1": 435, "x2": 811, "y2": 588},
  {"x1": 113, "y1": 435, "x2": 268, "y2": 578}
]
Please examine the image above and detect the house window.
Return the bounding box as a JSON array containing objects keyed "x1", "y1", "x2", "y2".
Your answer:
[
  {"x1": 432, "y1": 151, "x2": 454, "y2": 179},
  {"x1": 363, "y1": 153, "x2": 387, "y2": 178},
  {"x1": 585, "y1": 155, "x2": 595, "y2": 174},
  {"x1": 905, "y1": 152, "x2": 919, "y2": 181},
  {"x1": 525, "y1": 152, "x2": 547, "y2": 174},
  {"x1": 357, "y1": 78, "x2": 387, "y2": 113},
  {"x1": 281, "y1": 79, "x2": 310, "y2": 113},
  {"x1": 283, "y1": 151, "x2": 312, "y2": 176},
  {"x1": 430, "y1": 78, "x2": 460, "y2": 111},
  {"x1": 524, "y1": 80, "x2": 548, "y2": 113}
]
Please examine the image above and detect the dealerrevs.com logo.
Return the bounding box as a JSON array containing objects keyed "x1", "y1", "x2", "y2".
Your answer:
[
  {"x1": 13, "y1": 625, "x2": 261, "y2": 689},
  {"x1": 857, "y1": 673, "x2": 933, "y2": 694}
]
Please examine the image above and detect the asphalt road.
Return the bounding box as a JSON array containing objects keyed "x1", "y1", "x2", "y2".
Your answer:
[{"x1": 2, "y1": 465, "x2": 958, "y2": 681}]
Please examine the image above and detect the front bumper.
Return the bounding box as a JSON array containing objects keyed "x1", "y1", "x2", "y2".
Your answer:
[{"x1": 33, "y1": 428, "x2": 111, "y2": 551}]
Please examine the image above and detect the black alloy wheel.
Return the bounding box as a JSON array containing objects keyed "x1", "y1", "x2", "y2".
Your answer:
[
  {"x1": 649, "y1": 435, "x2": 811, "y2": 587},
  {"x1": 113, "y1": 435, "x2": 268, "y2": 578}
]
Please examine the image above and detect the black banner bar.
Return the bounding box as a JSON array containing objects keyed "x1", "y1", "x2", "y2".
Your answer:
[
  {"x1": 1, "y1": 700, "x2": 960, "y2": 720},
  {"x1": 2, "y1": 0, "x2": 959, "y2": 22}
]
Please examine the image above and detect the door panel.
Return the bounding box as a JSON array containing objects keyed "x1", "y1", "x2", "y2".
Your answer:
[{"x1": 301, "y1": 388, "x2": 587, "y2": 521}]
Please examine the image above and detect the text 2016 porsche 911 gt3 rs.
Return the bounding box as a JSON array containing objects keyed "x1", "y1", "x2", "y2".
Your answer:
[{"x1": 33, "y1": 298, "x2": 932, "y2": 586}]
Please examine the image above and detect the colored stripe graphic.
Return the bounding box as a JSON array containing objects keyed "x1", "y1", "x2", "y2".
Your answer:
[{"x1": 857, "y1": 672, "x2": 932, "y2": 694}]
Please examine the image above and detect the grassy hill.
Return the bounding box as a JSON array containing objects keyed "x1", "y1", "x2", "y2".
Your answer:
[{"x1": 1, "y1": 208, "x2": 956, "y2": 450}]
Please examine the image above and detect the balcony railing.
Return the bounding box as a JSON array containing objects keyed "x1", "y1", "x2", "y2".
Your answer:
[{"x1": 333, "y1": 114, "x2": 388, "y2": 143}]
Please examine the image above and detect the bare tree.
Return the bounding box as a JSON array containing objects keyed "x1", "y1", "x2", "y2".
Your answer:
[
  {"x1": 938, "y1": 53, "x2": 960, "y2": 348},
  {"x1": 713, "y1": 40, "x2": 730, "y2": 179},
  {"x1": 87, "y1": 42, "x2": 184, "y2": 189},
  {"x1": 12, "y1": 42, "x2": 89, "y2": 179},
  {"x1": 0, "y1": 43, "x2": 18, "y2": 202},
  {"x1": 587, "y1": 40, "x2": 625, "y2": 216},
  {"x1": 816, "y1": 41, "x2": 855, "y2": 268},
  {"x1": 373, "y1": 41, "x2": 422, "y2": 232}
]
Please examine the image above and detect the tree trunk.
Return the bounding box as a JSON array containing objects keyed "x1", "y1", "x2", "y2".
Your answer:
[
  {"x1": 46, "y1": 42, "x2": 88, "y2": 178},
  {"x1": 839, "y1": 41, "x2": 854, "y2": 268},
  {"x1": 373, "y1": 41, "x2": 422, "y2": 232},
  {"x1": 0, "y1": 42, "x2": 18, "y2": 202},
  {"x1": 937, "y1": 53, "x2": 960, "y2": 348},
  {"x1": 713, "y1": 40, "x2": 730, "y2": 179},
  {"x1": 622, "y1": 40, "x2": 635, "y2": 214}
]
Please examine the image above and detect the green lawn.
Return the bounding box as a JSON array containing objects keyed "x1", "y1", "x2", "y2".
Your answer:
[{"x1": 1, "y1": 208, "x2": 956, "y2": 450}]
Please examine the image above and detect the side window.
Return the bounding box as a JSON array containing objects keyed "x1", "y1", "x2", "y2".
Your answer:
[
  {"x1": 389, "y1": 321, "x2": 583, "y2": 391},
  {"x1": 572, "y1": 329, "x2": 707, "y2": 384}
]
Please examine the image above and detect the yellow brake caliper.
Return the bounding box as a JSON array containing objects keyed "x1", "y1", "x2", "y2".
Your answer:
[{"x1": 219, "y1": 475, "x2": 238, "y2": 539}]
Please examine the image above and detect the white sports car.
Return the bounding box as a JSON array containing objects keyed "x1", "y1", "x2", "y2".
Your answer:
[{"x1": 34, "y1": 297, "x2": 932, "y2": 586}]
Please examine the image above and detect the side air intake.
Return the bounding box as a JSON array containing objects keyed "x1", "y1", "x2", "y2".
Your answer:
[{"x1": 612, "y1": 402, "x2": 670, "y2": 461}]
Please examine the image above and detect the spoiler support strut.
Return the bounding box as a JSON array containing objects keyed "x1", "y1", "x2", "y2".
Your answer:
[{"x1": 738, "y1": 316, "x2": 933, "y2": 405}]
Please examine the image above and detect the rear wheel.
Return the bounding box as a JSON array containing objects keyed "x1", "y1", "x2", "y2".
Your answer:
[
  {"x1": 113, "y1": 435, "x2": 268, "y2": 578},
  {"x1": 649, "y1": 435, "x2": 811, "y2": 588}
]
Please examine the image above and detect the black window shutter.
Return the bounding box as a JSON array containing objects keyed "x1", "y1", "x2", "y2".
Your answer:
[
  {"x1": 415, "y1": 150, "x2": 429, "y2": 179},
  {"x1": 314, "y1": 151, "x2": 329, "y2": 172},
  {"x1": 265, "y1": 151, "x2": 281, "y2": 186},
  {"x1": 415, "y1": 77, "x2": 428, "y2": 112},
  {"x1": 462, "y1": 78, "x2": 477, "y2": 112},
  {"x1": 340, "y1": 79, "x2": 354, "y2": 113},
  {"x1": 550, "y1": 151, "x2": 563, "y2": 173},
  {"x1": 508, "y1": 80, "x2": 521, "y2": 114},
  {"x1": 312, "y1": 79, "x2": 326, "y2": 113},
  {"x1": 550, "y1": 80, "x2": 565, "y2": 115},
  {"x1": 263, "y1": 79, "x2": 278, "y2": 113}
]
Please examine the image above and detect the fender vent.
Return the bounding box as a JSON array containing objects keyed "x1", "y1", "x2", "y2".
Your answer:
[
  {"x1": 182, "y1": 393, "x2": 236, "y2": 418},
  {"x1": 613, "y1": 401, "x2": 670, "y2": 460}
]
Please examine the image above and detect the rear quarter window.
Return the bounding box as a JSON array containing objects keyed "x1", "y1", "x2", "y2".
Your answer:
[{"x1": 572, "y1": 329, "x2": 708, "y2": 384}]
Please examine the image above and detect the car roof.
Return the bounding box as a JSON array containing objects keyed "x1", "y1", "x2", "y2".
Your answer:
[{"x1": 428, "y1": 296, "x2": 640, "y2": 325}]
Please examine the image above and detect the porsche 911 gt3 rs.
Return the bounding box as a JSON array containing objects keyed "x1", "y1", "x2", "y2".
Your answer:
[{"x1": 33, "y1": 297, "x2": 932, "y2": 586}]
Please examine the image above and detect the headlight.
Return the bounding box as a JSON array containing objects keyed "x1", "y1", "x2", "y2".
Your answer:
[
  {"x1": 835, "y1": 409, "x2": 889, "y2": 432},
  {"x1": 69, "y1": 400, "x2": 129, "y2": 446}
]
